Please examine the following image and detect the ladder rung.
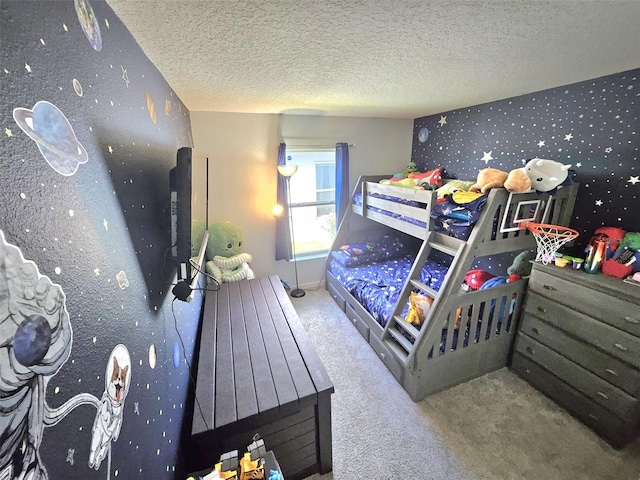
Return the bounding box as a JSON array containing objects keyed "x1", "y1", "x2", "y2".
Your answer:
[
  {"x1": 392, "y1": 315, "x2": 420, "y2": 337},
  {"x1": 409, "y1": 279, "x2": 438, "y2": 298},
  {"x1": 388, "y1": 327, "x2": 413, "y2": 352},
  {"x1": 427, "y1": 240, "x2": 459, "y2": 257},
  {"x1": 384, "y1": 338, "x2": 409, "y2": 362}
]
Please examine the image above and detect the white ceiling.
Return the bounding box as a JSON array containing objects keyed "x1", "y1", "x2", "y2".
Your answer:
[{"x1": 107, "y1": 0, "x2": 640, "y2": 119}]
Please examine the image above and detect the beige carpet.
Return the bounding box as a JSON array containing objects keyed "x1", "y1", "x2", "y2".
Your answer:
[{"x1": 291, "y1": 287, "x2": 640, "y2": 480}]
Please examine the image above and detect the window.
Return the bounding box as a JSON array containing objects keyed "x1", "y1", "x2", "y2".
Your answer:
[{"x1": 286, "y1": 148, "x2": 336, "y2": 257}]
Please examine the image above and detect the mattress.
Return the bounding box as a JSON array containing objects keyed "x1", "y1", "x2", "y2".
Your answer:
[{"x1": 329, "y1": 255, "x2": 448, "y2": 327}]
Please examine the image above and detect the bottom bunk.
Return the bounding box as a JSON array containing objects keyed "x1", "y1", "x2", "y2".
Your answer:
[{"x1": 326, "y1": 236, "x2": 528, "y2": 401}]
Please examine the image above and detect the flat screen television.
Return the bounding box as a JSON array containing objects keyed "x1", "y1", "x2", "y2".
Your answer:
[{"x1": 170, "y1": 147, "x2": 208, "y2": 284}]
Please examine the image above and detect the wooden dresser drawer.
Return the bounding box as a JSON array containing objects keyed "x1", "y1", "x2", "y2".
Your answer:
[
  {"x1": 528, "y1": 269, "x2": 640, "y2": 337},
  {"x1": 326, "y1": 274, "x2": 346, "y2": 312},
  {"x1": 524, "y1": 291, "x2": 640, "y2": 369},
  {"x1": 369, "y1": 334, "x2": 404, "y2": 383},
  {"x1": 515, "y1": 333, "x2": 638, "y2": 421},
  {"x1": 520, "y1": 313, "x2": 640, "y2": 397},
  {"x1": 512, "y1": 353, "x2": 637, "y2": 448},
  {"x1": 346, "y1": 303, "x2": 370, "y2": 342}
]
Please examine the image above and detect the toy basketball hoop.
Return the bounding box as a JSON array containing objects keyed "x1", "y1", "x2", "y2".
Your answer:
[{"x1": 522, "y1": 222, "x2": 579, "y2": 264}]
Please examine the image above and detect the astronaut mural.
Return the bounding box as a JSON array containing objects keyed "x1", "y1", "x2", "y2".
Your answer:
[{"x1": 0, "y1": 231, "x2": 131, "y2": 480}]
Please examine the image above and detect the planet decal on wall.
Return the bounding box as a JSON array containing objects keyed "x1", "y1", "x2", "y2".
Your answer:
[
  {"x1": 74, "y1": 0, "x2": 102, "y2": 52},
  {"x1": 418, "y1": 127, "x2": 429, "y2": 143},
  {"x1": 148, "y1": 344, "x2": 157, "y2": 369},
  {"x1": 146, "y1": 92, "x2": 157, "y2": 124},
  {"x1": 173, "y1": 341, "x2": 180, "y2": 368},
  {"x1": 13, "y1": 101, "x2": 88, "y2": 176},
  {"x1": 73, "y1": 78, "x2": 83, "y2": 97}
]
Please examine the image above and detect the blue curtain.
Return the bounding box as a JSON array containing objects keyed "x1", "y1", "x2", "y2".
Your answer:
[
  {"x1": 335, "y1": 143, "x2": 350, "y2": 230},
  {"x1": 275, "y1": 143, "x2": 293, "y2": 260}
]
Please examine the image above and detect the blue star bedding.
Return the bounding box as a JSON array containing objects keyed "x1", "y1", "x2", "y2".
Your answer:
[
  {"x1": 352, "y1": 191, "x2": 488, "y2": 240},
  {"x1": 329, "y1": 246, "x2": 448, "y2": 327}
]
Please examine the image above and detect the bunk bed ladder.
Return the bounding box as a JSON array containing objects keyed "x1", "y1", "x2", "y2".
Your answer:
[{"x1": 382, "y1": 231, "x2": 466, "y2": 367}]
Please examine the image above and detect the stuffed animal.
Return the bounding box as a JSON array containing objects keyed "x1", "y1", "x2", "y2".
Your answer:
[
  {"x1": 206, "y1": 221, "x2": 255, "y2": 283},
  {"x1": 470, "y1": 168, "x2": 509, "y2": 194},
  {"x1": 505, "y1": 158, "x2": 573, "y2": 193},
  {"x1": 392, "y1": 161, "x2": 418, "y2": 179},
  {"x1": 405, "y1": 291, "x2": 433, "y2": 326},
  {"x1": 507, "y1": 250, "x2": 536, "y2": 279}
]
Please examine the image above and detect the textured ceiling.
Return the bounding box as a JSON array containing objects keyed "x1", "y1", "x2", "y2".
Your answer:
[{"x1": 106, "y1": 0, "x2": 640, "y2": 119}]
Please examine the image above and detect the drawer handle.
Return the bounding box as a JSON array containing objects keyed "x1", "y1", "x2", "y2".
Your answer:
[
  {"x1": 531, "y1": 327, "x2": 541, "y2": 335},
  {"x1": 614, "y1": 342, "x2": 628, "y2": 352},
  {"x1": 543, "y1": 284, "x2": 557, "y2": 291},
  {"x1": 536, "y1": 306, "x2": 547, "y2": 314},
  {"x1": 624, "y1": 316, "x2": 640, "y2": 325},
  {"x1": 596, "y1": 391, "x2": 609, "y2": 400},
  {"x1": 605, "y1": 368, "x2": 619, "y2": 377},
  {"x1": 588, "y1": 414, "x2": 599, "y2": 422},
  {"x1": 351, "y1": 317, "x2": 357, "y2": 324},
  {"x1": 526, "y1": 346, "x2": 535, "y2": 355},
  {"x1": 379, "y1": 352, "x2": 386, "y2": 360}
]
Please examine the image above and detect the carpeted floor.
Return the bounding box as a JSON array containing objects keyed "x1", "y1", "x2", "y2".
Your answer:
[{"x1": 291, "y1": 287, "x2": 640, "y2": 480}]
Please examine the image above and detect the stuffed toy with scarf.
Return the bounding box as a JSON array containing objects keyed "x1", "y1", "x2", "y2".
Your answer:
[{"x1": 206, "y1": 221, "x2": 254, "y2": 283}]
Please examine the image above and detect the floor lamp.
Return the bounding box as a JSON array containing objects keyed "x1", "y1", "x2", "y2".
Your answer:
[{"x1": 277, "y1": 164, "x2": 305, "y2": 298}]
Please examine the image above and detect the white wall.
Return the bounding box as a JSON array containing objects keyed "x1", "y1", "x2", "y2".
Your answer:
[{"x1": 190, "y1": 112, "x2": 413, "y2": 288}]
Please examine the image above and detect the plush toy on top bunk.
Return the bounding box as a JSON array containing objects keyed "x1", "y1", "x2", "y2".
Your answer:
[
  {"x1": 470, "y1": 159, "x2": 574, "y2": 194},
  {"x1": 381, "y1": 164, "x2": 443, "y2": 190}
]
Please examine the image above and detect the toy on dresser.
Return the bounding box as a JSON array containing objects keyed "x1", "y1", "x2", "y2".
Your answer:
[{"x1": 585, "y1": 227, "x2": 640, "y2": 278}]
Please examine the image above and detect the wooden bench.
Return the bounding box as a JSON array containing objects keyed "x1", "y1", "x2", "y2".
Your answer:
[{"x1": 191, "y1": 275, "x2": 334, "y2": 480}]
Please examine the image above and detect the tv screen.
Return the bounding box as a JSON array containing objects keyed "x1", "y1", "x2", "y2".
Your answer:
[{"x1": 170, "y1": 147, "x2": 208, "y2": 281}]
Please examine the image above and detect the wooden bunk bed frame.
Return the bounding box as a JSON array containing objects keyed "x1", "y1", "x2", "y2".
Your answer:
[{"x1": 326, "y1": 175, "x2": 579, "y2": 401}]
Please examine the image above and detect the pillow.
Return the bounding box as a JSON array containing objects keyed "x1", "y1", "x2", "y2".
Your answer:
[
  {"x1": 409, "y1": 167, "x2": 443, "y2": 188},
  {"x1": 436, "y1": 179, "x2": 475, "y2": 199},
  {"x1": 340, "y1": 243, "x2": 374, "y2": 257}
]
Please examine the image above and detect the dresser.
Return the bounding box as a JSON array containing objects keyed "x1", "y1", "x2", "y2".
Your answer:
[{"x1": 511, "y1": 262, "x2": 640, "y2": 448}]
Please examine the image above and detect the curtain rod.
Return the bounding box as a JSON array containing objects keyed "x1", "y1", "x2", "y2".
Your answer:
[{"x1": 283, "y1": 143, "x2": 355, "y2": 148}]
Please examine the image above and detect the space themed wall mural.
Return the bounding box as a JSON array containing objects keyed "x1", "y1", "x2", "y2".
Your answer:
[
  {"x1": 1, "y1": 1, "x2": 200, "y2": 479},
  {"x1": 412, "y1": 69, "x2": 639, "y2": 261}
]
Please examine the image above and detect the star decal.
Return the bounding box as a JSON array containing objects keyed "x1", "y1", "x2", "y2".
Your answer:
[
  {"x1": 94, "y1": 268, "x2": 100, "y2": 276},
  {"x1": 575, "y1": 162, "x2": 582, "y2": 168},
  {"x1": 605, "y1": 147, "x2": 613, "y2": 153},
  {"x1": 537, "y1": 140, "x2": 545, "y2": 147},
  {"x1": 595, "y1": 200, "x2": 603, "y2": 206},
  {"x1": 628, "y1": 176, "x2": 640, "y2": 185},
  {"x1": 24, "y1": 63, "x2": 31, "y2": 73},
  {"x1": 438, "y1": 115, "x2": 447, "y2": 127},
  {"x1": 103, "y1": 219, "x2": 109, "y2": 230},
  {"x1": 108, "y1": 145, "x2": 113, "y2": 154},
  {"x1": 5, "y1": 128, "x2": 12, "y2": 137},
  {"x1": 121, "y1": 65, "x2": 130, "y2": 87},
  {"x1": 564, "y1": 133, "x2": 573, "y2": 141},
  {"x1": 481, "y1": 151, "x2": 493, "y2": 164}
]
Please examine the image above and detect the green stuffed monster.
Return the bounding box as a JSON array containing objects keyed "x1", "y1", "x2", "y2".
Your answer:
[{"x1": 206, "y1": 221, "x2": 254, "y2": 283}]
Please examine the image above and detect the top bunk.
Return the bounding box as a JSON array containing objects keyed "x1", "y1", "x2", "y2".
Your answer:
[{"x1": 347, "y1": 173, "x2": 579, "y2": 257}]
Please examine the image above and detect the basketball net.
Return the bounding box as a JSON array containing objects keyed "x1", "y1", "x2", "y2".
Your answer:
[{"x1": 522, "y1": 222, "x2": 579, "y2": 264}]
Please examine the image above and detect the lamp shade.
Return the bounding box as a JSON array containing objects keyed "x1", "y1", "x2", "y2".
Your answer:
[{"x1": 277, "y1": 164, "x2": 298, "y2": 177}]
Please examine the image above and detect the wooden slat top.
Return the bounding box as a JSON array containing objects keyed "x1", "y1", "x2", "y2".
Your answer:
[{"x1": 192, "y1": 275, "x2": 333, "y2": 437}]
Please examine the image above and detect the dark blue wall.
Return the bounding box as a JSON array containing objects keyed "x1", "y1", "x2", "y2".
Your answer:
[
  {"x1": 412, "y1": 69, "x2": 639, "y2": 256},
  {"x1": 1, "y1": 2, "x2": 201, "y2": 478}
]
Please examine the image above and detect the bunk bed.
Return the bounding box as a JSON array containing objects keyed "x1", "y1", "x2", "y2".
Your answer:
[{"x1": 325, "y1": 174, "x2": 579, "y2": 401}]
